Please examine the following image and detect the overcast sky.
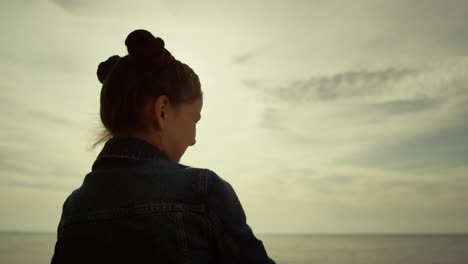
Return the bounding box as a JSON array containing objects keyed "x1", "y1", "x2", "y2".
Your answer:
[{"x1": 0, "y1": 0, "x2": 467, "y2": 233}]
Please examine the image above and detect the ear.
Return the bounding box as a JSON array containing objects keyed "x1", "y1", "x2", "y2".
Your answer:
[{"x1": 151, "y1": 95, "x2": 170, "y2": 130}]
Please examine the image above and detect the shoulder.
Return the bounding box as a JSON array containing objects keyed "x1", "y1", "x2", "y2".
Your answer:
[
  {"x1": 175, "y1": 163, "x2": 228, "y2": 186},
  {"x1": 178, "y1": 166, "x2": 236, "y2": 196},
  {"x1": 203, "y1": 168, "x2": 234, "y2": 192},
  {"x1": 201, "y1": 169, "x2": 242, "y2": 210}
]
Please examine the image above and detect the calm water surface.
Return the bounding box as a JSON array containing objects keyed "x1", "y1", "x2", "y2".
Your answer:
[{"x1": 1, "y1": 232, "x2": 467, "y2": 264}]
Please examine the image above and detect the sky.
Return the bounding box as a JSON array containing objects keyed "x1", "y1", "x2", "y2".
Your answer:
[{"x1": 0, "y1": 0, "x2": 467, "y2": 234}]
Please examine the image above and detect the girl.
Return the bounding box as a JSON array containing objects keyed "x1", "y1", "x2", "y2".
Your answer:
[{"x1": 51, "y1": 29, "x2": 276, "y2": 264}]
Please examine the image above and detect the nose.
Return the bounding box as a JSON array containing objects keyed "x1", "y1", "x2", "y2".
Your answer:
[{"x1": 190, "y1": 139, "x2": 196, "y2": 146}]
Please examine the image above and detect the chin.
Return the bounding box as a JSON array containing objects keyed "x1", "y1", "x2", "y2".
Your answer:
[{"x1": 172, "y1": 154, "x2": 182, "y2": 163}]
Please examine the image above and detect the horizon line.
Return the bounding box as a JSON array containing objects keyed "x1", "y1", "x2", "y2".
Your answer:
[{"x1": 1, "y1": 229, "x2": 467, "y2": 236}]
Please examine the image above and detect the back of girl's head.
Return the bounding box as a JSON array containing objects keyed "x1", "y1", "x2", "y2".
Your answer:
[{"x1": 93, "y1": 29, "x2": 202, "y2": 149}]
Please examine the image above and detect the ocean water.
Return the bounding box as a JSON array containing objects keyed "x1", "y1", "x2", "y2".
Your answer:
[{"x1": 1, "y1": 232, "x2": 467, "y2": 264}]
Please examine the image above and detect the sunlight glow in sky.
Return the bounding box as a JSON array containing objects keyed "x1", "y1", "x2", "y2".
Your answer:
[{"x1": 1, "y1": 0, "x2": 467, "y2": 233}]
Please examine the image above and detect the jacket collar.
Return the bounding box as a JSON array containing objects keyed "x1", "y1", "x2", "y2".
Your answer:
[{"x1": 94, "y1": 136, "x2": 170, "y2": 165}]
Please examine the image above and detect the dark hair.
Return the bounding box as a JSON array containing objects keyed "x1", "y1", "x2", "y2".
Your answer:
[{"x1": 92, "y1": 29, "x2": 202, "y2": 149}]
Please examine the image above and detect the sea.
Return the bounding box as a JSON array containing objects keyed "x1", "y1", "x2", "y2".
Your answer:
[{"x1": 1, "y1": 232, "x2": 467, "y2": 264}]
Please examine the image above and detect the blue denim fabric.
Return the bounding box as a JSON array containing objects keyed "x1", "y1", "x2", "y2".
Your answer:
[{"x1": 51, "y1": 136, "x2": 276, "y2": 264}]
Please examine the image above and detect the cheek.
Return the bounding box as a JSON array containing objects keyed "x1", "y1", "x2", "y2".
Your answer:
[
  {"x1": 185, "y1": 125, "x2": 195, "y2": 145},
  {"x1": 182, "y1": 123, "x2": 196, "y2": 145},
  {"x1": 192, "y1": 124, "x2": 197, "y2": 138}
]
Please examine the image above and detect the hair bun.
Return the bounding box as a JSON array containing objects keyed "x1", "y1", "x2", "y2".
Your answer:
[
  {"x1": 125, "y1": 29, "x2": 165, "y2": 58},
  {"x1": 97, "y1": 55, "x2": 121, "y2": 84}
]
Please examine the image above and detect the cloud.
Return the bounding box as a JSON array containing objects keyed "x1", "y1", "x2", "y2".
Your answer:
[
  {"x1": 28, "y1": 110, "x2": 77, "y2": 127},
  {"x1": 0, "y1": 139, "x2": 85, "y2": 191},
  {"x1": 0, "y1": 2, "x2": 92, "y2": 76},
  {"x1": 50, "y1": 0, "x2": 122, "y2": 15},
  {"x1": 0, "y1": 95, "x2": 87, "y2": 191},
  {"x1": 51, "y1": 0, "x2": 96, "y2": 11},
  {"x1": 241, "y1": 79, "x2": 263, "y2": 90},
  {"x1": 232, "y1": 51, "x2": 259, "y2": 64},
  {"x1": 245, "y1": 162, "x2": 468, "y2": 211},
  {"x1": 0, "y1": 179, "x2": 73, "y2": 191},
  {"x1": 357, "y1": 98, "x2": 441, "y2": 116},
  {"x1": 0, "y1": 96, "x2": 78, "y2": 129},
  {"x1": 49, "y1": 0, "x2": 169, "y2": 18},
  {"x1": 0, "y1": 49, "x2": 84, "y2": 75},
  {"x1": 264, "y1": 67, "x2": 417, "y2": 104},
  {"x1": 363, "y1": 0, "x2": 468, "y2": 61},
  {"x1": 341, "y1": 116, "x2": 468, "y2": 173},
  {"x1": 249, "y1": 57, "x2": 468, "y2": 179},
  {"x1": 0, "y1": 158, "x2": 36, "y2": 176},
  {"x1": 2, "y1": 0, "x2": 468, "y2": 232}
]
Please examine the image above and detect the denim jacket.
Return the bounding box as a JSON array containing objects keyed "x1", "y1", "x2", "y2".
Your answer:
[{"x1": 51, "y1": 136, "x2": 276, "y2": 264}]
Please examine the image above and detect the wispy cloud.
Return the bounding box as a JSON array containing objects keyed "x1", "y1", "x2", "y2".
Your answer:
[
  {"x1": 0, "y1": 159, "x2": 37, "y2": 177},
  {"x1": 28, "y1": 110, "x2": 77, "y2": 127},
  {"x1": 50, "y1": 0, "x2": 124, "y2": 15},
  {"x1": 0, "y1": 96, "x2": 78, "y2": 128},
  {"x1": 341, "y1": 115, "x2": 468, "y2": 172},
  {"x1": 263, "y1": 67, "x2": 417, "y2": 103},
  {"x1": 1, "y1": 179, "x2": 74, "y2": 191},
  {"x1": 2, "y1": 0, "x2": 468, "y2": 232},
  {"x1": 0, "y1": 95, "x2": 86, "y2": 191},
  {"x1": 49, "y1": 0, "x2": 168, "y2": 18},
  {"x1": 241, "y1": 79, "x2": 263, "y2": 90},
  {"x1": 246, "y1": 164, "x2": 468, "y2": 210},
  {"x1": 246, "y1": 57, "x2": 468, "y2": 208},
  {"x1": 232, "y1": 51, "x2": 259, "y2": 64},
  {"x1": 51, "y1": 0, "x2": 96, "y2": 11}
]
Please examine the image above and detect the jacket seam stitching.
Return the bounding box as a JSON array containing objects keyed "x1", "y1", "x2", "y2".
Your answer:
[
  {"x1": 59, "y1": 203, "x2": 206, "y2": 229},
  {"x1": 177, "y1": 212, "x2": 191, "y2": 264},
  {"x1": 96, "y1": 154, "x2": 144, "y2": 161}
]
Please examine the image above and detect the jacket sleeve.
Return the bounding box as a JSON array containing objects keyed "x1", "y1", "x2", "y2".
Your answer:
[
  {"x1": 51, "y1": 195, "x2": 71, "y2": 264},
  {"x1": 205, "y1": 169, "x2": 276, "y2": 264}
]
